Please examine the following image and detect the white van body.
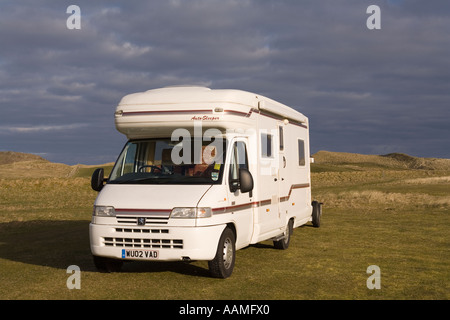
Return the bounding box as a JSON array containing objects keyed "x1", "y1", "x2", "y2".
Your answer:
[{"x1": 89, "y1": 86, "x2": 319, "y2": 278}]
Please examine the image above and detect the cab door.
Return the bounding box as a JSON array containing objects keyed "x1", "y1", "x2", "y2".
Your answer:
[{"x1": 227, "y1": 138, "x2": 254, "y2": 248}]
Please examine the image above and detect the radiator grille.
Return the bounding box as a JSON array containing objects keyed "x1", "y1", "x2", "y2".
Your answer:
[
  {"x1": 116, "y1": 215, "x2": 169, "y2": 225},
  {"x1": 103, "y1": 237, "x2": 183, "y2": 249},
  {"x1": 115, "y1": 228, "x2": 169, "y2": 234}
]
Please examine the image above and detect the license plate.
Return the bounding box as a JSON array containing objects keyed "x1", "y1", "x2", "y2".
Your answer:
[{"x1": 122, "y1": 249, "x2": 159, "y2": 260}]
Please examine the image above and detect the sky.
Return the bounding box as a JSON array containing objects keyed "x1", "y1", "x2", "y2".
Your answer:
[{"x1": 0, "y1": 0, "x2": 449, "y2": 165}]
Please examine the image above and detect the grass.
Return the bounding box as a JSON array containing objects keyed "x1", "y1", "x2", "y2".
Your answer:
[{"x1": 0, "y1": 151, "x2": 449, "y2": 300}]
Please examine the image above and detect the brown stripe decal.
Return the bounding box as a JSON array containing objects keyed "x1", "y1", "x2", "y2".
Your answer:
[
  {"x1": 115, "y1": 208, "x2": 172, "y2": 216},
  {"x1": 121, "y1": 107, "x2": 307, "y2": 128},
  {"x1": 212, "y1": 183, "x2": 310, "y2": 214},
  {"x1": 122, "y1": 109, "x2": 212, "y2": 116},
  {"x1": 223, "y1": 109, "x2": 254, "y2": 117},
  {"x1": 114, "y1": 184, "x2": 309, "y2": 216}
]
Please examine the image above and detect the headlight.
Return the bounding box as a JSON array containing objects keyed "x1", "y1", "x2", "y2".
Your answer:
[
  {"x1": 93, "y1": 205, "x2": 115, "y2": 217},
  {"x1": 170, "y1": 207, "x2": 212, "y2": 219}
]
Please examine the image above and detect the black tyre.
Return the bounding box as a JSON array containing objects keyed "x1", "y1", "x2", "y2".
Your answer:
[
  {"x1": 93, "y1": 255, "x2": 123, "y2": 273},
  {"x1": 208, "y1": 227, "x2": 236, "y2": 279},
  {"x1": 312, "y1": 200, "x2": 322, "y2": 228},
  {"x1": 273, "y1": 219, "x2": 293, "y2": 250}
]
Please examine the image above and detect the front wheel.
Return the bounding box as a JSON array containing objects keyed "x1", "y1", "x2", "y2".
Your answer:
[
  {"x1": 208, "y1": 227, "x2": 236, "y2": 279},
  {"x1": 273, "y1": 219, "x2": 293, "y2": 250}
]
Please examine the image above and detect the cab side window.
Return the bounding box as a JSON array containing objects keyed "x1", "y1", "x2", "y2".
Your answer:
[
  {"x1": 298, "y1": 139, "x2": 305, "y2": 166},
  {"x1": 261, "y1": 133, "x2": 273, "y2": 158},
  {"x1": 229, "y1": 141, "x2": 248, "y2": 192}
]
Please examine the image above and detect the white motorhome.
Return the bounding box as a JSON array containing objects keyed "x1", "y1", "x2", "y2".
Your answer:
[{"x1": 89, "y1": 86, "x2": 322, "y2": 278}]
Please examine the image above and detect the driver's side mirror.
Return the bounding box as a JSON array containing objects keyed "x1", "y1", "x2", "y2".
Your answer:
[
  {"x1": 239, "y1": 168, "x2": 254, "y2": 193},
  {"x1": 91, "y1": 168, "x2": 105, "y2": 192}
]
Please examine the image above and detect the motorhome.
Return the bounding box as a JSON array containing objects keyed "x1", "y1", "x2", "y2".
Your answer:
[{"x1": 89, "y1": 86, "x2": 322, "y2": 278}]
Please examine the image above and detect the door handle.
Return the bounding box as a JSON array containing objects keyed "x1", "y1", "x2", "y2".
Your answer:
[{"x1": 274, "y1": 178, "x2": 277, "y2": 181}]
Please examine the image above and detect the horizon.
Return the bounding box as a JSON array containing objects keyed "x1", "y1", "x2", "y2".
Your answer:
[{"x1": 1, "y1": 148, "x2": 449, "y2": 168}]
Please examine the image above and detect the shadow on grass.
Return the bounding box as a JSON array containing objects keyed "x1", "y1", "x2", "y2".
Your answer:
[
  {"x1": 0, "y1": 220, "x2": 210, "y2": 277},
  {"x1": 121, "y1": 260, "x2": 211, "y2": 277},
  {"x1": 0, "y1": 220, "x2": 318, "y2": 278},
  {"x1": 0, "y1": 220, "x2": 93, "y2": 270}
]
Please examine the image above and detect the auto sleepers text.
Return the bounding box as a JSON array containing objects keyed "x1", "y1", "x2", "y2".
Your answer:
[{"x1": 179, "y1": 304, "x2": 270, "y2": 317}]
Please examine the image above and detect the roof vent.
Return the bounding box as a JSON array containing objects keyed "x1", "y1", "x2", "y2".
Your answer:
[{"x1": 161, "y1": 85, "x2": 211, "y2": 90}]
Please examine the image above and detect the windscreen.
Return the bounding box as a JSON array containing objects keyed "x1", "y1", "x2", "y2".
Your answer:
[{"x1": 108, "y1": 138, "x2": 225, "y2": 185}]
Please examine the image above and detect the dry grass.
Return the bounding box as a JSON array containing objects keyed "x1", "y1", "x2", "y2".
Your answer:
[
  {"x1": 311, "y1": 169, "x2": 449, "y2": 188},
  {"x1": 311, "y1": 168, "x2": 450, "y2": 212},
  {"x1": 0, "y1": 161, "x2": 73, "y2": 179},
  {"x1": 402, "y1": 176, "x2": 450, "y2": 185},
  {"x1": 0, "y1": 178, "x2": 96, "y2": 222}
]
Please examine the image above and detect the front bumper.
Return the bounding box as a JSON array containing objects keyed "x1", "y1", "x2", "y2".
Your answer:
[{"x1": 89, "y1": 223, "x2": 225, "y2": 261}]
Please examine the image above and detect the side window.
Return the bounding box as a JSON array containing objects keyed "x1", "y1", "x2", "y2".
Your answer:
[
  {"x1": 123, "y1": 143, "x2": 138, "y2": 174},
  {"x1": 298, "y1": 139, "x2": 305, "y2": 166},
  {"x1": 229, "y1": 141, "x2": 248, "y2": 191},
  {"x1": 261, "y1": 133, "x2": 273, "y2": 158},
  {"x1": 279, "y1": 126, "x2": 284, "y2": 151},
  {"x1": 110, "y1": 142, "x2": 138, "y2": 180}
]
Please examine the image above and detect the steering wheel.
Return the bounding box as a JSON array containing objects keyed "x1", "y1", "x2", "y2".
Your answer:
[{"x1": 138, "y1": 165, "x2": 162, "y2": 173}]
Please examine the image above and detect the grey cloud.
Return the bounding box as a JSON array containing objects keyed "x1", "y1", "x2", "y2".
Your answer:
[
  {"x1": 0, "y1": 0, "x2": 449, "y2": 164},
  {"x1": 0, "y1": 123, "x2": 88, "y2": 134}
]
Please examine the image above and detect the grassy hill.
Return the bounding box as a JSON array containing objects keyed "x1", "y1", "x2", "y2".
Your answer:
[
  {"x1": 0, "y1": 151, "x2": 113, "y2": 178},
  {"x1": 311, "y1": 150, "x2": 450, "y2": 172},
  {"x1": 310, "y1": 150, "x2": 450, "y2": 212},
  {"x1": 0, "y1": 151, "x2": 48, "y2": 165}
]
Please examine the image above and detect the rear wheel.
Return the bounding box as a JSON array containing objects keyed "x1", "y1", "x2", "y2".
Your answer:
[
  {"x1": 273, "y1": 219, "x2": 293, "y2": 250},
  {"x1": 312, "y1": 200, "x2": 322, "y2": 228},
  {"x1": 208, "y1": 227, "x2": 236, "y2": 279}
]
